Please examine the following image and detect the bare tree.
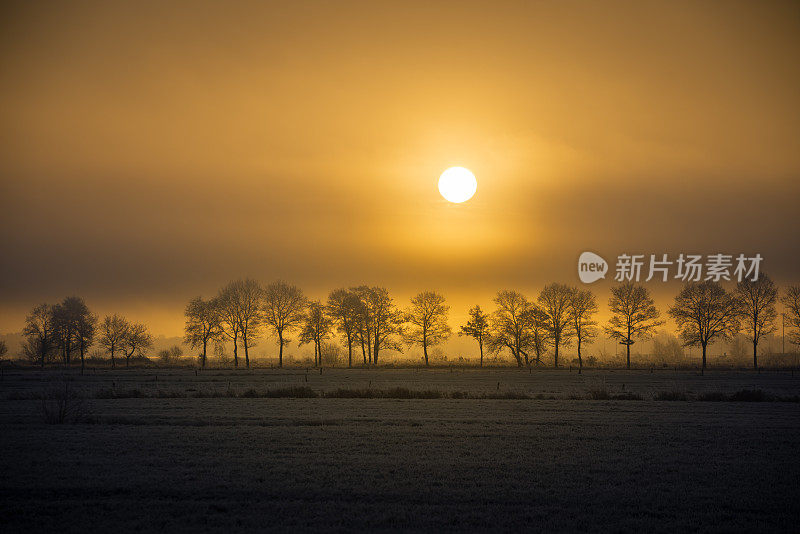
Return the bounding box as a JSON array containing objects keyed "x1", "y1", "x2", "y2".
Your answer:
[
  {"x1": 668, "y1": 281, "x2": 740, "y2": 369},
  {"x1": 327, "y1": 288, "x2": 361, "y2": 367},
  {"x1": 52, "y1": 297, "x2": 83, "y2": 366},
  {"x1": 122, "y1": 323, "x2": 153, "y2": 367},
  {"x1": 568, "y1": 288, "x2": 598, "y2": 374},
  {"x1": 459, "y1": 305, "x2": 489, "y2": 366},
  {"x1": 263, "y1": 280, "x2": 306, "y2": 367},
  {"x1": 299, "y1": 300, "x2": 332, "y2": 367},
  {"x1": 736, "y1": 274, "x2": 777, "y2": 370},
  {"x1": 605, "y1": 282, "x2": 663, "y2": 369},
  {"x1": 184, "y1": 297, "x2": 222, "y2": 368},
  {"x1": 538, "y1": 283, "x2": 575, "y2": 368},
  {"x1": 214, "y1": 289, "x2": 241, "y2": 368},
  {"x1": 405, "y1": 291, "x2": 451, "y2": 366},
  {"x1": 75, "y1": 307, "x2": 98, "y2": 375},
  {"x1": 782, "y1": 285, "x2": 800, "y2": 348},
  {"x1": 231, "y1": 279, "x2": 264, "y2": 369},
  {"x1": 486, "y1": 290, "x2": 548, "y2": 367},
  {"x1": 351, "y1": 286, "x2": 374, "y2": 364},
  {"x1": 365, "y1": 286, "x2": 404, "y2": 365},
  {"x1": 99, "y1": 314, "x2": 129, "y2": 369},
  {"x1": 22, "y1": 303, "x2": 57, "y2": 368}
]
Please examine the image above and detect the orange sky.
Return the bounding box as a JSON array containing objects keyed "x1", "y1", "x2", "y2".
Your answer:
[{"x1": 1, "y1": 0, "x2": 799, "y2": 351}]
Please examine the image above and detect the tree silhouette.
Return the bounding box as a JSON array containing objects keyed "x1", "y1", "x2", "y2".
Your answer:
[
  {"x1": 327, "y1": 288, "x2": 361, "y2": 367},
  {"x1": 299, "y1": 300, "x2": 332, "y2": 367},
  {"x1": 214, "y1": 289, "x2": 242, "y2": 368},
  {"x1": 99, "y1": 314, "x2": 129, "y2": 369},
  {"x1": 487, "y1": 290, "x2": 548, "y2": 367},
  {"x1": 351, "y1": 286, "x2": 374, "y2": 364},
  {"x1": 538, "y1": 283, "x2": 575, "y2": 368},
  {"x1": 122, "y1": 323, "x2": 153, "y2": 367},
  {"x1": 668, "y1": 281, "x2": 740, "y2": 369},
  {"x1": 184, "y1": 297, "x2": 222, "y2": 368},
  {"x1": 605, "y1": 282, "x2": 663, "y2": 369},
  {"x1": 231, "y1": 279, "x2": 264, "y2": 369},
  {"x1": 782, "y1": 285, "x2": 800, "y2": 348},
  {"x1": 568, "y1": 288, "x2": 598, "y2": 374},
  {"x1": 459, "y1": 305, "x2": 489, "y2": 367},
  {"x1": 405, "y1": 291, "x2": 451, "y2": 366},
  {"x1": 360, "y1": 286, "x2": 403, "y2": 366},
  {"x1": 75, "y1": 306, "x2": 97, "y2": 374},
  {"x1": 22, "y1": 304, "x2": 56, "y2": 368},
  {"x1": 736, "y1": 274, "x2": 777, "y2": 370},
  {"x1": 263, "y1": 280, "x2": 306, "y2": 368},
  {"x1": 0, "y1": 340, "x2": 7, "y2": 359},
  {"x1": 52, "y1": 297, "x2": 94, "y2": 369}
]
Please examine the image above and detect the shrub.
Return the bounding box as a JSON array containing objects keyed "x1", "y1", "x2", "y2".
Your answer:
[
  {"x1": 40, "y1": 379, "x2": 88, "y2": 424},
  {"x1": 654, "y1": 390, "x2": 690, "y2": 401},
  {"x1": 729, "y1": 389, "x2": 772, "y2": 402}
]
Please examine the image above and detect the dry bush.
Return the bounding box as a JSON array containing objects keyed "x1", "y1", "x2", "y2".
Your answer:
[{"x1": 40, "y1": 378, "x2": 89, "y2": 424}]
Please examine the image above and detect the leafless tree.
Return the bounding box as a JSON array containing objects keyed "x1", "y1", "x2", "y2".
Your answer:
[
  {"x1": 230, "y1": 279, "x2": 264, "y2": 369},
  {"x1": 782, "y1": 285, "x2": 800, "y2": 348},
  {"x1": 75, "y1": 308, "x2": 98, "y2": 374},
  {"x1": 326, "y1": 288, "x2": 361, "y2": 367},
  {"x1": 122, "y1": 323, "x2": 153, "y2": 367},
  {"x1": 605, "y1": 282, "x2": 663, "y2": 369},
  {"x1": 351, "y1": 286, "x2": 374, "y2": 364},
  {"x1": 263, "y1": 280, "x2": 307, "y2": 367},
  {"x1": 538, "y1": 283, "x2": 575, "y2": 368},
  {"x1": 668, "y1": 281, "x2": 740, "y2": 369},
  {"x1": 99, "y1": 314, "x2": 129, "y2": 369},
  {"x1": 299, "y1": 300, "x2": 332, "y2": 367},
  {"x1": 214, "y1": 289, "x2": 241, "y2": 368},
  {"x1": 459, "y1": 305, "x2": 489, "y2": 366},
  {"x1": 405, "y1": 291, "x2": 451, "y2": 366},
  {"x1": 184, "y1": 296, "x2": 222, "y2": 368},
  {"x1": 52, "y1": 297, "x2": 94, "y2": 370},
  {"x1": 568, "y1": 288, "x2": 598, "y2": 374},
  {"x1": 736, "y1": 274, "x2": 777, "y2": 369},
  {"x1": 365, "y1": 286, "x2": 404, "y2": 365},
  {"x1": 22, "y1": 303, "x2": 57, "y2": 368},
  {"x1": 486, "y1": 290, "x2": 548, "y2": 367}
]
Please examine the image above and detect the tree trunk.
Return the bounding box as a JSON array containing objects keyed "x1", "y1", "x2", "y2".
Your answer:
[
  {"x1": 554, "y1": 341, "x2": 559, "y2": 368},
  {"x1": 243, "y1": 333, "x2": 250, "y2": 369},
  {"x1": 753, "y1": 341, "x2": 758, "y2": 370},
  {"x1": 202, "y1": 339, "x2": 207, "y2": 368},
  {"x1": 232, "y1": 336, "x2": 238, "y2": 368},
  {"x1": 702, "y1": 343, "x2": 707, "y2": 369},
  {"x1": 423, "y1": 344, "x2": 428, "y2": 366},
  {"x1": 111, "y1": 347, "x2": 115, "y2": 369},
  {"x1": 626, "y1": 344, "x2": 631, "y2": 370},
  {"x1": 278, "y1": 331, "x2": 283, "y2": 368},
  {"x1": 479, "y1": 340, "x2": 484, "y2": 368},
  {"x1": 80, "y1": 348, "x2": 85, "y2": 375},
  {"x1": 347, "y1": 336, "x2": 353, "y2": 368},
  {"x1": 577, "y1": 338, "x2": 582, "y2": 375}
]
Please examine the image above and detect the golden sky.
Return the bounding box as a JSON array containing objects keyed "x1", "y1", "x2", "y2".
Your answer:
[{"x1": 1, "y1": 0, "x2": 799, "y2": 339}]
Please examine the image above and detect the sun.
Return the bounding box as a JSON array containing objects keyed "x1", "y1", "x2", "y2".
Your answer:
[{"x1": 438, "y1": 167, "x2": 477, "y2": 203}]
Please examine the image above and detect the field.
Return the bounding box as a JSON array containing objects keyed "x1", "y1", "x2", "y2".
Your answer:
[{"x1": 1, "y1": 368, "x2": 799, "y2": 532}]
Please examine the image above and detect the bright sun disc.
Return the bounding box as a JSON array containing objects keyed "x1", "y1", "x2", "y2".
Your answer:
[{"x1": 438, "y1": 167, "x2": 477, "y2": 203}]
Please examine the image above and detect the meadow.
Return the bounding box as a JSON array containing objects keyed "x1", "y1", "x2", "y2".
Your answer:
[{"x1": 1, "y1": 368, "x2": 799, "y2": 532}]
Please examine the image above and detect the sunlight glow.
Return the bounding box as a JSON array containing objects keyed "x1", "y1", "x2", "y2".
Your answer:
[{"x1": 438, "y1": 167, "x2": 477, "y2": 203}]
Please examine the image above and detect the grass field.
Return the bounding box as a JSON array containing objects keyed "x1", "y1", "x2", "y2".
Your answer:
[{"x1": 1, "y1": 368, "x2": 799, "y2": 532}]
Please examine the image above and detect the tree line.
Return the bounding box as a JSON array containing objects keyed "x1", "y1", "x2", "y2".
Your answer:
[
  {"x1": 17, "y1": 276, "x2": 800, "y2": 371},
  {"x1": 21, "y1": 297, "x2": 153, "y2": 373}
]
